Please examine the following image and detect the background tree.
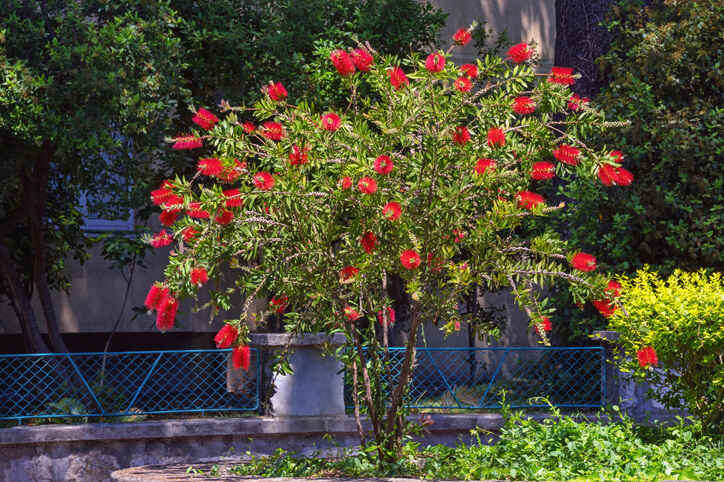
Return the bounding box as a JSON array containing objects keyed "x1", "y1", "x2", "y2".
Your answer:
[{"x1": 0, "y1": 0, "x2": 446, "y2": 353}]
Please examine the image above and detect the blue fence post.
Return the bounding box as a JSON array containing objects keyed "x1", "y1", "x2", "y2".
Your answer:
[
  {"x1": 65, "y1": 353, "x2": 106, "y2": 415},
  {"x1": 125, "y1": 352, "x2": 163, "y2": 414},
  {"x1": 477, "y1": 348, "x2": 508, "y2": 408}
]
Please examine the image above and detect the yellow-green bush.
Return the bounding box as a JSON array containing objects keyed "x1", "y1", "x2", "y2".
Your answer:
[{"x1": 611, "y1": 268, "x2": 724, "y2": 432}]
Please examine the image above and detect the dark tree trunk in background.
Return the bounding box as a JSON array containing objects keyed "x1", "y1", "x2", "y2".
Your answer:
[{"x1": 555, "y1": 0, "x2": 615, "y2": 98}]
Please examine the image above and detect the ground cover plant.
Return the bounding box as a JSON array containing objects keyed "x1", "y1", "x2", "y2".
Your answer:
[
  {"x1": 147, "y1": 25, "x2": 633, "y2": 464},
  {"x1": 190, "y1": 406, "x2": 724, "y2": 481}
]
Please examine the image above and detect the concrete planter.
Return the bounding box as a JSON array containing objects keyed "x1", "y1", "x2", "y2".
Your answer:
[{"x1": 249, "y1": 333, "x2": 346, "y2": 417}]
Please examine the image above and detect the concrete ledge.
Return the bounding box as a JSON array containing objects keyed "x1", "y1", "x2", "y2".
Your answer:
[{"x1": 249, "y1": 333, "x2": 346, "y2": 348}]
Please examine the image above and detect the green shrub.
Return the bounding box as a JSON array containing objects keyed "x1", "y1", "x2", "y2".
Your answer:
[{"x1": 610, "y1": 268, "x2": 724, "y2": 432}]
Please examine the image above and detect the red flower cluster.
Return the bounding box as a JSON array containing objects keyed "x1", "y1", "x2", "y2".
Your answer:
[
  {"x1": 487, "y1": 127, "x2": 506, "y2": 147},
  {"x1": 388, "y1": 66, "x2": 409, "y2": 89},
  {"x1": 218, "y1": 159, "x2": 246, "y2": 183},
  {"x1": 197, "y1": 158, "x2": 224, "y2": 177},
  {"x1": 377, "y1": 307, "x2": 395, "y2": 325},
  {"x1": 187, "y1": 202, "x2": 210, "y2": 219},
  {"x1": 339, "y1": 176, "x2": 353, "y2": 190},
  {"x1": 571, "y1": 252, "x2": 597, "y2": 272},
  {"x1": 593, "y1": 280, "x2": 623, "y2": 318},
  {"x1": 289, "y1": 144, "x2": 309, "y2": 166},
  {"x1": 598, "y1": 155, "x2": 634, "y2": 186},
  {"x1": 474, "y1": 158, "x2": 496, "y2": 176},
  {"x1": 266, "y1": 81, "x2": 288, "y2": 101},
  {"x1": 262, "y1": 121, "x2": 285, "y2": 141},
  {"x1": 144, "y1": 285, "x2": 169, "y2": 313},
  {"x1": 145, "y1": 285, "x2": 177, "y2": 332},
  {"x1": 339, "y1": 266, "x2": 359, "y2": 282},
  {"x1": 180, "y1": 226, "x2": 197, "y2": 242},
  {"x1": 223, "y1": 188, "x2": 243, "y2": 208},
  {"x1": 190, "y1": 267, "x2": 208, "y2": 287},
  {"x1": 151, "y1": 230, "x2": 173, "y2": 248},
  {"x1": 454, "y1": 76, "x2": 472, "y2": 93},
  {"x1": 459, "y1": 64, "x2": 478, "y2": 78},
  {"x1": 516, "y1": 191, "x2": 545, "y2": 210},
  {"x1": 452, "y1": 126, "x2": 470, "y2": 145},
  {"x1": 172, "y1": 135, "x2": 203, "y2": 150},
  {"x1": 453, "y1": 229, "x2": 465, "y2": 243},
  {"x1": 549, "y1": 66, "x2": 575, "y2": 85},
  {"x1": 151, "y1": 181, "x2": 175, "y2": 205},
  {"x1": 535, "y1": 316, "x2": 552, "y2": 335},
  {"x1": 452, "y1": 27, "x2": 472, "y2": 46},
  {"x1": 637, "y1": 346, "x2": 658, "y2": 369},
  {"x1": 269, "y1": 295, "x2": 288, "y2": 314},
  {"x1": 400, "y1": 249, "x2": 421, "y2": 269},
  {"x1": 232, "y1": 345, "x2": 251, "y2": 371},
  {"x1": 507, "y1": 42, "x2": 532, "y2": 63},
  {"x1": 360, "y1": 231, "x2": 378, "y2": 254},
  {"x1": 253, "y1": 172, "x2": 275, "y2": 191},
  {"x1": 553, "y1": 144, "x2": 581, "y2": 165},
  {"x1": 214, "y1": 324, "x2": 238, "y2": 349},
  {"x1": 531, "y1": 161, "x2": 555, "y2": 181},
  {"x1": 382, "y1": 201, "x2": 402, "y2": 221},
  {"x1": 374, "y1": 155, "x2": 394, "y2": 175},
  {"x1": 343, "y1": 305, "x2": 360, "y2": 321},
  {"x1": 215, "y1": 209, "x2": 233, "y2": 225},
  {"x1": 425, "y1": 52, "x2": 445, "y2": 73},
  {"x1": 242, "y1": 121, "x2": 255, "y2": 134},
  {"x1": 357, "y1": 177, "x2": 377, "y2": 195},
  {"x1": 568, "y1": 94, "x2": 589, "y2": 111},
  {"x1": 351, "y1": 48, "x2": 373, "y2": 71},
  {"x1": 192, "y1": 108, "x2": 219, "y2": 131},
  {"x1": 321, "y1": 112, "x2": 341, "y2": 132},
  {"x1": 513, "y1": 96, "x2": 536, "y2": 115},
  {"x1": 330, "y1": 50, "x2": 355, "y2": 76}
]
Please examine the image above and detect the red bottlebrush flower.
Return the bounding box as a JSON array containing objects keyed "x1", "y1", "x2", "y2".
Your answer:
[
  {"x1": 535, "y1": 316, "x2": 553, "y2": 335},
  {"x1": 232, "y1": 345, "x2": 251, "y2": 371},
  {"x1": 172, "y1": 135, "x2": 203, "y2": 150},
  {"x1": 253, "y1": 171, "x2": 275, "y2": 191},
  {"x1": 507, "y1": 42, "x2": 532, "y2": 63},
  {"x1": 377, "y1": 307, "x2": 395, "y2": 325},
  {"x1": 452, "y1": 126, "x2": 470, "y2": 146},
  {"x1": 452, "y1": 27, "x2": 472, "y2": 46},
  {"x1": 269, "y1": 295, "x2": 288, "y2": 314},
  {"x1": 425, "y1": 52, "x2": 446, "y2": 73},
  {"x1": 487, "y1": 127, "x2": 506, "y2": 147},
  {"x1": 351, "y1": 48, "x2": 374, "y2": 71},
  {"x1": 343, "y1": 305, "x2": 360, "y2": 321},
  {"x1": 330, "y1": 49, "x2": 355, "y2": 76},
  {"x1": 593, "y1": 298, "x2": 617, "y2": 318},
  {"x1": 262, "y1": 121, "x2": 285, "y2": 141},
  {"x1": 553, "y1": 144, "x2": 581, "y2": 165},
  {"x1": 474, "y1": 158, "x2": 497, "y2": 176},
  {"x1": 615, "y1": 167, "x2": 634, "y2": 186},
  {"x1": 516, "y1": 191, "x2": 545, "y2": 210},
  {"x1": 159, "y1": 209, "x2": 180, "y2": 226},
  {"x1": 288, "y1": 144, "x2": 309, "y2": 166},
  {"x1": 387, "y1": 66, "x2": 409, "y2": 89},
  {"x1": 197, "y1": 158, "x2": 224, "y2": 177},
  {"x1": 144, "y1": 285, "x2": 169, "y2": 312},
  {"x1": 531, "y1": 161, "x2": 555, "y2": 181},
  {"x1": 339, "y1": 176, "x2": 353, "y2": 190},
  {"x1": 339, "y1": 266, "x2": 359, "y2": 282},
  {"x1": 382, "y1": 201, "x2": 402, "y2": 221},
  {"x1": 192, "y1": 108, "x2": 219, "y2": 131},
  {"x1": 598, "y1": 164, "x2": 617, "y2": 186},
  {"x1": 266, "y1": 81, "x2": 288, "y2": 101},
  {"x1": 454, "y1": 76, "x2": 472, "y2": 93},
  {"x1": 568, "y1": 94, "x2": 589, "y2": 111},
  {"x1": 611, "y1": 150, "x2": 625, "y2": 163},
  {"x1": 187, "y1": 202, "x2": 210, "y2": 219},
  {"x1": 150, "y1": 230, "x2": 172, "y2": 248},
  {"x1": 360, "y1": 231, "x2": 378, "y2": 254},
  {"x1": 151, "y1": 181, "x2": 174, "y2": 205},
  {"x1": 459, "y1": 63, "x2": 478, "y2": 78},
  {"x1": 218, "y1": 159, "x2": 246, "y2": 183},
  {"x1": 180, "y1": 226, "x2": 198, "y2": 242},
  {"x1": 571, "y1": 252, "x2": 597, "y2": 272},
  {"x1": 374, "y1": 155, "x2": 394, "y2": 175},
  {"x1": 513, "y1": 96, "x2": 536, "y2": 115},
  {"x1": 215, "y1": 209, "x2": 233, "y2": 225},
  {"x1": 162, "y1": 195, "x2": 183, "y2": 210},
  {"x1": 637, "y1": 346, "x2": 658, "y2": 369},
  {"x1": 549, "y1": 66, "x2": 575, "y2": 85},
  {"x1": 400, "y1": 249, "x2": 421, "y2": 269},
  {"x1": 214, "y1": 324, "x2": 238, "y2": 349},
  {"x1": 190, "y1": 267, "x2": 208, "y2": 287},
  {"x1": 156, "y1": 296, "x2": 178, "y2": 332},
  {"x1": 242, "y1": 121, "x2": 255, "y2": 134},
  {"x1": 606, "y1": 280, "x2": 623, "y2": 297},
  {"x1": 223, "y1": 189, "x2": 243, "y2": 208},
  {"x1": 321, "y1": 112, "x2": 342, "y2": 132},
  {"x1": 357, "y1": 177, "x2": 377, "y2": 195}
]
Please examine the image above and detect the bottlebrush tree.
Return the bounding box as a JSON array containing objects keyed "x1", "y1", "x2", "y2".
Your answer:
[{"x1": 145, "y1": 27, "x2": 629, "y2": 462}]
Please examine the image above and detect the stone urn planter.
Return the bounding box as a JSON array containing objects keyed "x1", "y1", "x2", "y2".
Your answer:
[{"x1": 247, "y1": 333, "x2": 347, "y2": 417}]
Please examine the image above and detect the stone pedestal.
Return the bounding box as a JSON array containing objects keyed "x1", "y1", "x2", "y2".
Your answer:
[{"x1": 249, "y1": 333, "x2": 346, "y2": 417}]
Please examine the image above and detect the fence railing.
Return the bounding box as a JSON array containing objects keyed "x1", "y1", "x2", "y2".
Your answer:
[
  {"x1": 344, "y1": 347, "x2": 606, "y2": 410},
  {"x1": 0, "y1": 349, "x2": 259, "y2": 423}
]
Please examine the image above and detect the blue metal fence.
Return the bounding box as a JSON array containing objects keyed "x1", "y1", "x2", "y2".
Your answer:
[
  {"x1": 0, "y1": 349, "x2": 259, "y2": 423},
  {"x1": 345, "y1": 347, "x2": 606, "y2": 409}
]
